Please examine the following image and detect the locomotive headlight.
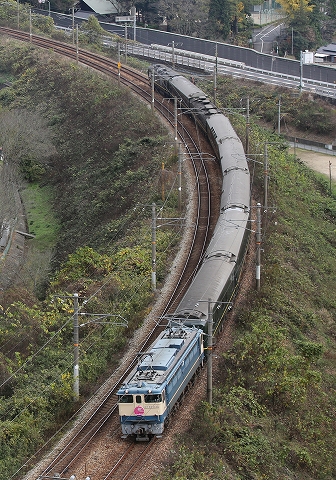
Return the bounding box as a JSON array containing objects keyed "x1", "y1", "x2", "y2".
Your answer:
[
  {"x1": 148, "y1": 389, "x2": 152, "y2": 393},
  {"x1": 125, "y1": 389, "x2": 129, "y2": 394}
]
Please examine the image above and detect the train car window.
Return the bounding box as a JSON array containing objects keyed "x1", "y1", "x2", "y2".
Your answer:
[
  {"x1": 118, "y1": 394, "x2": 133, "y2": 403},
  {"x1": 136, "y1": 395, "x2": 142, "y2": 403},
  {"x1": 144, "y1": 394, "x2": 162, "y2": 403}
]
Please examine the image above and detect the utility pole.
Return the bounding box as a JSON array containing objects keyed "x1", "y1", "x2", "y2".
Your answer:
[
  {"x1": 256, "y1": 203, "x2": 262, "y2": 290},
  {"x1": 174, "y1": 96, "x2": 178, "y2": 151},
  {"x1": 76, "y1": 24, "x2": 79, "y2": 64},
  {"x1": 125, "y1": 23, "x2": 127, "y2": 64},
  {"x1": 117, "y1": 43, "x2": 121, "y2": 86},
  {"x1": 72, "y1": 6, "x2": 75, "y2": 45},
  {"x1": 329, "y1": 161, "x2": 332, "y2": 195},
  {"x1": 151, "y1": 68, "x2": 155, "y2": 114},
  {"x1": 131, "y1": 6, "x2": 136, "y2": 42},
  {"x1": 264, "y1": 143, "x2": 268, "y2": 214},
  {"x1": 151, "y1": 203, "x2": 156, "y2": 291},
  {"x1": 172, "y1": 40, "x2": 175, "y2": 69},
  {"x1": 245, "y1": 96, "x2": 250, "y2": 154},
  {"x1": 178, "y1": 143, "x2": 182, "y2": 212},
  {"x1": 161, "y1": 162, "x2": 165, "y2": 201},
  {"x1": 29, "y1": 8, "x2": 32, "y2": 42},
  {"x1": 54, "y1": 294, "x2": 127, "y2": 401},
  {"x1": 299, "y1": 50, "x2": 303, "y2": 92},
  {"x1": 278, "y1": 95, "x2": 281, "y2": 134},
  {"x1": 213, "y1": 43, "x2": 218, "y2": 106},
  {"x1": 207, "y1": 299, "x2": 213, "y2": 405},
  {"x1": 73, "y1": 293, "x2": 79, "y2": 400}
]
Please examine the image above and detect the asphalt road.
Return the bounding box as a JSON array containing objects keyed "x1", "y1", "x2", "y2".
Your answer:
[{"x1": 253, "y1": 23, "x2": 284, "y2": 54}]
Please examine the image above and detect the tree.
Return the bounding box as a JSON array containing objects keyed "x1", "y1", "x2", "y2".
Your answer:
[
  {"x1": 157, "y1": 0, "x2": 210, "y2": 35},
  {"x1": 277, "y1": 0, "x2": 314, "y2": 17},
  {"x1": 135, "y1": 0, "x2": 161, "y2": 26},
  {"x1": 208, "y1": 0, "x2": 249, "y2": 40},
  {"x1": 82, "y1": 15, "x2": 107, "y2": 44},
  {"x1": 208, "y1": 0, "x2": 234, "y2": 38}
]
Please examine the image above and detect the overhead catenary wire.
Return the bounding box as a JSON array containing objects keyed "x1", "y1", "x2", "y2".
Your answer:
[{"x1": 0, "y1": 207, "x2": 183, "y2": 394}]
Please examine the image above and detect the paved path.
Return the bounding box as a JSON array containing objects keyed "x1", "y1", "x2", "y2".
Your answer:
[{"x1": 289, "y1": 147, "x2": 336, "y2": 181}]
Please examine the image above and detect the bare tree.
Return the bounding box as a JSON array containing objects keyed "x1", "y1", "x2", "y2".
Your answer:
[{"x1": 157, "y1": 0, "x2": 210, "y2": 36}]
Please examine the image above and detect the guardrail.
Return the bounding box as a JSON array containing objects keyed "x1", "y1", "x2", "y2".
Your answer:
[
  {"x1": 124, "y1": 43, "x2": 336, "y2": 99},
  {"x1": 285, "y1": 136, "x2": 336, "y2": 155}
]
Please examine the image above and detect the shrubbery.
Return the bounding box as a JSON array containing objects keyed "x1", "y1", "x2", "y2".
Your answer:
[{"x1": 0, "y1": 40, "x2": 182, "y2": 479}]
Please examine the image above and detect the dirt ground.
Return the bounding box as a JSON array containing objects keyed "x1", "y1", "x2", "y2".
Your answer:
[{"x1": 289, "y1": 147, "x2": 336, "y2": 181}]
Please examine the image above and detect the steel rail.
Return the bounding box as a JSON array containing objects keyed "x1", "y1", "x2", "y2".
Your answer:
[{"x1": 0, "y1": 27, "x2": 215, "y2": 480}]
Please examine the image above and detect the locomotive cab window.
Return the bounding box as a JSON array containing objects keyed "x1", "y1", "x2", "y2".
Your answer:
[
  {"x1": 136, "y1": 395, "x2": 142, "y2": 403},
  {"x1": 144, "y1": 394, "x2": 162, "y2": 403},
  {"x1": 118, "y1": 394, "x2": 133, "y2": 403}
]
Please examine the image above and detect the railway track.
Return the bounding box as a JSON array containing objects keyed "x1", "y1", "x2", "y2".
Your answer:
[{"x1": 0, "y1": 28, "x2": 222, "y2": 480}]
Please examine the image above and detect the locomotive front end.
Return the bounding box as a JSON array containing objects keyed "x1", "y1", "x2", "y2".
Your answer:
[{"x1": 117, "y1": 386, "x2": 167, "y2": 440}]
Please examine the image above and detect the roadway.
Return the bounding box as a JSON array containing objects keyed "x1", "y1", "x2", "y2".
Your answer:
[
  {"x1": 252, "y1": 23, "x2": 284, "y2": 54},
  {"x1": 34, "y1": 9, "x2": 336, "y2": 91}
]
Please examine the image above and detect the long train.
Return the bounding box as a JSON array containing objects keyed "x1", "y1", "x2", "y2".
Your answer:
[{"x1": 117, "y1": 64, "x2": 251, "y2": 440}]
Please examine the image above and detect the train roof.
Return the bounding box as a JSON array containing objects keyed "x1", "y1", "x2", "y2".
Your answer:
[
  {"x1": 152, "y1": 64, "x2": 214, "y2": 104},
  {"x1": 117, "y1": 325, "x2": 202, "y2": 395},
  {"x1": 170, "y1": 75, "x2": 209, "y2": 101},
  {"x1": 175, "y1": 208, "x2": 249, "y2": 320}
]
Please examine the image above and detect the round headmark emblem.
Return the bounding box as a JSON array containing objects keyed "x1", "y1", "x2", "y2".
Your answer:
[{"x1": 134, "y1": 405, "x2": 145, "y2": 416}]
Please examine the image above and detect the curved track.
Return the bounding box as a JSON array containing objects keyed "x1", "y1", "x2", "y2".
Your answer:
[
  {"x1": 0, "y1": 29, "x2": 222, "y2": 479},
  {"x1": 0, "y1": 27, "x2": 220, "y2": 309}
]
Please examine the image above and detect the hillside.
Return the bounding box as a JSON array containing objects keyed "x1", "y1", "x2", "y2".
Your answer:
[
  {"x1": 154, "y1": 90, "x2": 336, "y2": 479},
  {"x1": 0, "y1": 40, "x2": 181, "y2": 480},
  {"x1": 0, "y1": 38, "x2": 335, "y2": 480}
]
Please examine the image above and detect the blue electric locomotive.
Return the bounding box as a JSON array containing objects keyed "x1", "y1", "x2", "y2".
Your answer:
[{"x1": 117, "y1": 324, "x2": 204, "y2": 440}]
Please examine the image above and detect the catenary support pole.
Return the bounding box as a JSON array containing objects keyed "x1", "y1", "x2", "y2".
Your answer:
[
  {"x1": 214, "y1": 43, "x2": 217, "y2": 105},
  {"x1": 151, "y1": 203, "x2": 156, "y2": 291},
  {"x1": 151, "y1": 68, "x2": 155, "y2": 114},
  {"x1": 174, "y1": 97, "x2": 178, "y2": 150},
  {"x1": 172, "y1": 40, "x2": 175, "y2": 69},
  {"x1": 76, "y1": 24, "x2": 79, "y2": 64},
  {"x1": 264, "y1": 143, "x2": 268, "y2": 214},
  {"x1": 207, "y1": 299, "x2": 213, "y2": 405},
  {"x1": 73, "y1": 293, "x2": 79, "y2": 400},
  {"x1": 245, "y1": 96, "x2": 250, "y2": 154},
  {"x1": 125, "y1": 24, "x2": 127, "y2": 64},
  {"x1": 72, "y1": 7, "x2": 75, "y2": 45},
  {"x1": 178, "y1": 143, "x2": 182, "y2": 211},
  {"x1": 131, "y1": 6, "x2": 136, "y2": 42},
  {"x1": 256, "y1": 203, "x2": 262, "y2": 291},
  {"x1": 117, "y1": 43, "x2": 121, "y2": 86},
  {"x1": 29, "y1": 8, "x2": 32, "y2": 42},
  {"x1": 161, "y1": 162, "x2": 165, "y2": 201},
  {"x1": 299, "y1": 50, "x2": 303, "y2": 92}
]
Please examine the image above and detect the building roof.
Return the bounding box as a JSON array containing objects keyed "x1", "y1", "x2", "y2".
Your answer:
[
  {"x1": 81, "y1": 0, "x2": 118, "y2": 15},
  {"x1": 316, "y1": 43, "x2": 336, "y2": 55}
]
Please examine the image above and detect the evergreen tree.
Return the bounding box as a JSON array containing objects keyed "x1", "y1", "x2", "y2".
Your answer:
[{"x1": 208, "y1": 0, "x2": 238, "y2": 39}]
